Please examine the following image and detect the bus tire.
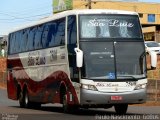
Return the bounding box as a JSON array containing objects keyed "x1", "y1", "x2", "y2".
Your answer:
[
  {"x1": 62, "y1": 94, "x2": 78, "y2": 113},
  {"x1": 19, "y1": 90, "x2": 25, "y2": 108},
  {"x1": 19, "y1": 89, "x2": 31, "y2": 108},
  {"x1": 114, "y1": 104, "x2": 128, "y2": 115},
  {"x1": 63, "y1": 94, "x2": 71, "y2": 113}
]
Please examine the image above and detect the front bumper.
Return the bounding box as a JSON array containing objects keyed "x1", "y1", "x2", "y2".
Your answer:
[{"x1": 80, "y1": 88, "x2": 147, "y2": 105}]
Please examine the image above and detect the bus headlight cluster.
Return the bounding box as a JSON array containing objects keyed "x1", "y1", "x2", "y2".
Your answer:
[
  {"x1": 81, "y1": 84, "x2": 98, "y2": 91},
  {"x1": 134, "y1": 83, "x2": 147, "y2": 90}
]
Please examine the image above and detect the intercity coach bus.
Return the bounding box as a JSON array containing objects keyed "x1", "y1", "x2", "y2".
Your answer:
[{"x1": 7, "y1": 9, "x2": 157, "y2": 114}]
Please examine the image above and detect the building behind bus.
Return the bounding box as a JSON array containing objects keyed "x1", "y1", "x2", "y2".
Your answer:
[
  {"x1": 73, "y1": 0, "x2": 160, "y2": 42},
  {"x1": 72, "y1": 0, "x2": 160, "y2": 79}
]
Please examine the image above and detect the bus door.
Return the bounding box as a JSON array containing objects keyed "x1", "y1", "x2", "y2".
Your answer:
[{"x1": 67, "y1": 15, "x2": 81, "y2": 101}]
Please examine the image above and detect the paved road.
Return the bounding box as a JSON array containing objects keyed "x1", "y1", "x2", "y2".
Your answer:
[{"x1": 0, "y1": 89, "x2": 160, "y2": 120}]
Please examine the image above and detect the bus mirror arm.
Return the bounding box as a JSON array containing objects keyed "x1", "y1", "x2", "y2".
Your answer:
[
  {"x1": 74, "y1": 48, "x2": 83, "y2": 68},
  {"x1": 149, "y1": 51, "x2": 157, "y2": 70}
]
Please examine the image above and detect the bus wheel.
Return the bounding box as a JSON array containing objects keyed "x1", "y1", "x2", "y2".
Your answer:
[
  {"x1": 19, "y1": 89, "x2": 31, "y2": 108},
  {"x1": 19, "y1": 90, "x2": 25, "y2": 108},
  {"x1": 62, "y1": 94, "x2": 78, "y2": 113},
  {"x1": 63, "y1": 94, "x2": 71, "y2": 113},
  {"x1": 114, "y1": 104, "x2": 128, "y2": 115}
]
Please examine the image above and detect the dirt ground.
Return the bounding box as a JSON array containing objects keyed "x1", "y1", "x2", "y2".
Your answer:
[{"x1": 132, "y1": 101, "x2": 160, "y2": 106}]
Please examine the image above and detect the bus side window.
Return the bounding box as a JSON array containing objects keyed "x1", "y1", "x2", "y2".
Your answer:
[
  {"x1": 20, "y1": 29, "x2": 29, "y2": 52},
  {"x1": 27, "y1": 27, "x2": 35, "y2": 51},
  {"x1": 25, "y1": 29, "x2": 29, "y2": 51},
  {"x1": 13, "y1": 33, "x2": 17, "y2": 53},
  {"x1": 42, "y1": 23, "x2": 53, "y2": 48},
  {"x1": 9, "y1": 33, "x2": 14, "y2": 54},
  {"x1": 8, "y1": 35, "x2": 11, "y2": 54},
  {"x1": 12, "y1": 33, "x2": 16, "y2": 53},
  {"x1": 16, "y1": 32, "x2": 20, "y2": 53},
  {"x1": 41, "y1": 24, "x2": 50, "y2": 48},
  {"x1": 10, "y1": 33, "x2": 14, "y2": 54},
  {"x1": 46, "y1": 24, "x2": 54, "y2": 47},
  {"x1": 54, "y1": 18, "x2": 65, "y2": 46},
  {"x1": 49, "y1": 23, "x2": 56, "y2": 47},
  {"x1": 49, "y1": 18, "x2": 65, "y2": 47},
  {"x1": 34, "y1": 25, "x2": 43, "y2": 50}
]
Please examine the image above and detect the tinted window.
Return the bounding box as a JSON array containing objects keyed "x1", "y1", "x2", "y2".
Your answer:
[
  {"x1": 10, "y1": 32, "x2": 21, "y2": 54},
  {"x1": 41, "y1": 24, "x2": 50, "y2": 48},
  {"x1": 67, "y1": 15, "x2": 77, "y2": 45},
  {"x1": 9, "y1": 33, "x2": 15, "y2": 54},
  {"x1": 22, "y1": 29, "x2": 29, "y2": 52},
  {"x1": 27, "y1": 27, "x2": 36, "y2": 51},
  {"x1": 80, "y1": 42, "x2": 146, "y2": 80},
  {"x1": 80, "y1": 15, "x2": 142, "y2": 39},
  {"x1": 8, "y1": 18, "x2": 66, "y2": 54},
  {"x1": 67, "y1": 15, "x2": 78, "y2": 82},
  {"x1": 49, "y1": 18, "x2": 65, "y2": 47},
  {"x1": 34, "y1": 25, "x2": 43, "y2": 49},
  {"x1": 16, "y1": 32, "x2": 21, "y2": 52}
]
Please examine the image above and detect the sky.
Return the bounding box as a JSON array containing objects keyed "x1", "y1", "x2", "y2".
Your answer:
[
  {"x1": 0, "y1": 0, "x2": 52, "y2": 36},
  {"x1": 0, "y1": 0, "x2": 160, "y2": 36}
]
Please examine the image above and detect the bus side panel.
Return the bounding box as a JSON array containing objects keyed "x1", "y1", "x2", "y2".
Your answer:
[
  {"x1": 7, "y1": 48, "x2": 80, "y2": 105},
  {"x1": 7, "y1": 55, "x2": 24, "y2": 100},
  {"x1": 25, "y1": 70, "x2": 79, "y2": 105},
  {"x1": 7, "y1": 70, "x2": 18, "y2": 100}
]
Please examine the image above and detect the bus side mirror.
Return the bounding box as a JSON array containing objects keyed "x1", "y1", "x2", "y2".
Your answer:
[
  {"x1": 74, "y1": 48, "x2": 83, "y2": 68},
  {"x1": 150, "y1": 51, "x2": 157, "y2": 70}
]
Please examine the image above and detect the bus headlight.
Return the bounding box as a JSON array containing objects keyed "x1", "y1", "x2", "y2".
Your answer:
[
  {"x1": 134, "y1": 83, "x2": 147, "y2": 90},
  {"x1": 81, "y1": 84, "x2": 97, "y2": 91}
]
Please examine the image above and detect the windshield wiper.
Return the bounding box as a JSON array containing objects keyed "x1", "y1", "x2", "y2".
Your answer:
[
  {"x1": 117, "y1": 75, "x2": 136, "y2": 80},
  {"x1": 89, "y1": 76, "x2": 109, "y2": 79},
  {"x1": 85, "y1": 75, "x2": 144, "y2": 80}
]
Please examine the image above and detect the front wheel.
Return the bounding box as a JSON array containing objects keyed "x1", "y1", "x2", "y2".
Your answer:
[
  {"x1": 114, "y1": 104, "x2": 128, "y2": 115},
  {"x1": 62, "y1": 94, "x2": 79, "y2": 113},
  {"x1": 63, "y1": 94, "x2": 71, "y2": 113}
]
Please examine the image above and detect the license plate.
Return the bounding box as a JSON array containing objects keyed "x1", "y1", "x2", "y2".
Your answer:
[{"x1": 111, "y1": 96, "x2": 122, "y2": 101}]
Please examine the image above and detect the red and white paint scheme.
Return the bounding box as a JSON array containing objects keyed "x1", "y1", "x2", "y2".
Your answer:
[
  {"x1": 7, "y1": 9, "x2": 157, "y2": 114},
  {"x1": 7, "y1": 46, "x2": 79, "y2": 104}
]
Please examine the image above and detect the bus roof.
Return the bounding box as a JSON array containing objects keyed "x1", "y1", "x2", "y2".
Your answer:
[{"x1": 9, "y1": 9, "x2": 138, "y2": 34}]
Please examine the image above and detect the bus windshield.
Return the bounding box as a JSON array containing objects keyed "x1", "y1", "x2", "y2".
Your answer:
[
  {"x1": 80, "y1": 42, "x2": 146, "y2": 80},
  {"x1": 79, "y1": 14, "x2": 146, "y2": 81},
  {"x1": 79, "y1": 15, "x2": 142, "y2": 39}
]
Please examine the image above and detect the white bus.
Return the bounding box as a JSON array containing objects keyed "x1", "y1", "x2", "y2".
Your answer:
[{"x1": 7, "y1": 9, "x2": 157, "y2": 114}]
